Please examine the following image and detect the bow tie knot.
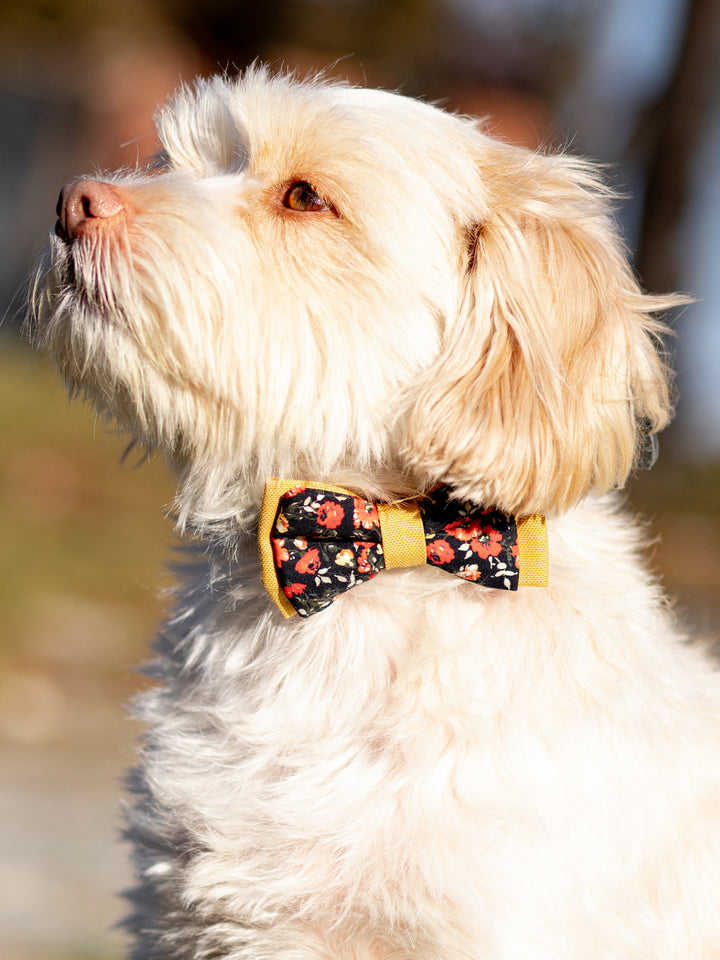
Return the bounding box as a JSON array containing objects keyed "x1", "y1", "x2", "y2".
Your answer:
[{"x1": 259, "y1": 479, "x2": 548, "y2": 618}]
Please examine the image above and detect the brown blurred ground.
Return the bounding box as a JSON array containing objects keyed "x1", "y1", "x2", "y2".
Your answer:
[{"x1": 0, "y1": 335, "x2": 175, "y2": 960}]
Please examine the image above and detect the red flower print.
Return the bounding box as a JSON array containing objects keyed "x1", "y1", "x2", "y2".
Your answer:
[
  {"x1": 353, "y1": 498, "x2": 380, "y2": 530},
  {"x1": 286, "y1": 486, "x2": 306, "y2": 497},
  {"x1": 284, "y1": 582, "x2": 306, "y2": 598},
  {"x1": 511, "y1": 542, "x2": 519, "y2": 566},
  {"x1": 357, "y1": 543, "x2": 373, "y2": 574},
  {"x1": 316, "y1": 499, "x2": 345, "y2": 529},
  {"x1": 457, "y1": 565, "x2": 482, "y2": 581},
  {"x1": 272, "y1": 539, "x2": 289, "y2": 566},
  {"x1": 469, "y1": 527, "x2": 503, "y2": 559},
  {"x1": 426, "y1": 539, "x2": 456, "y2": 565},
  {"x1": 295, "y1": 548, "x2": 321, "y2": 575},
  {"x1": 444, "y1": 518, "x2": 483, "y2": 542}
]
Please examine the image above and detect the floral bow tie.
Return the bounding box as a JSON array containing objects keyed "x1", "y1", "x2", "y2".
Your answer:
[{"x1": 259, "y1": 479, "x2": 548, "y2": 619}]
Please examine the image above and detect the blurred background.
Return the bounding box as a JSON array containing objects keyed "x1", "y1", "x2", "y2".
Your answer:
[{"x1": 0, "y1": 1, "x2": 718, "y2": 958}]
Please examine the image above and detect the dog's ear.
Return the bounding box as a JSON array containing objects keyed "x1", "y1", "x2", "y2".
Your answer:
[{"x1": 401, "y1": 142, "x2": 684, "y2": 516}]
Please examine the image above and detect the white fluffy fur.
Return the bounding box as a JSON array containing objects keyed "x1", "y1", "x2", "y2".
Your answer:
[{"x1": 29, "y1": 67, "x2": 720, "y2": 959}]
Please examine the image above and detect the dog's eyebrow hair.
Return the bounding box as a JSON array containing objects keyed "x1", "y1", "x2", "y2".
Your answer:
[{"x1": 465, "y1": 223, "x2": 484, "y2": 272}]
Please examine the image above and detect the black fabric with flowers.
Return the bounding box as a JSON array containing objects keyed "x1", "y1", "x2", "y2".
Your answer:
[
  {"x1": 421, "y1": 486, "x2": 519, "y2": 587},
  {"x1": 270, "y1": 485, "x2": 520, "y2": 618}
]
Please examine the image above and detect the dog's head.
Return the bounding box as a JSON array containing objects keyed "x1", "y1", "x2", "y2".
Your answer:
[{"x1": 29, "y1": 67, "x2": 681, "y2": 535}]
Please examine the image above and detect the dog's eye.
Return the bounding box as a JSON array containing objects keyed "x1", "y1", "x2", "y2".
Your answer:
[
  {"x1": 283, "y1": 182, "x2": 331, "y2": 213},
  {"x1": 146, "y1": 149, "x2": 172, "y2": 173}
]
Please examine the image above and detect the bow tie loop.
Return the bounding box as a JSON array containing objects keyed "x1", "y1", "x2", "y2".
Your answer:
[{"x1": 259, "y1": 479, "x2": 547, "y2": 619}]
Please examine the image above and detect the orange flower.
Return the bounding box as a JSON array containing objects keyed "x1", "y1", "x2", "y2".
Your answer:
[
  {"x1": 335, "y1": 549, "x2": 355, "y2": 567},
  {"x1": 295, "y1": 548, "x2": 321, "y2": 575},
  {"x1": 457, "y1": 565, "x2": 482, "y2": 581},
  {"x1": 357, "y1": 543, "x2": 373, "y2": 574},
  {"x1": 284, "y1": 582, "x2": 306, "y2": 597},
  {"x1": 469, "y1": 527, "x2": 503, "y2": 559},
  {"x1": 317, "y1": 500, "x2": 345, "y2": 529},
  {"x1": 426, "y1": 538, "x2": 455, "y2": 565},
  {"x1": 353, "y1": 498, "x2": 380, "y2": 530},
  {"x1": 275, "y1": 512, "x2": 289, "y2": 534},
  {"x1": 272, "y1": 539, "x2": 289, "y2": 566},
  {"x1": 444, "y1": 518, "x2": 482, "y2": 542}
]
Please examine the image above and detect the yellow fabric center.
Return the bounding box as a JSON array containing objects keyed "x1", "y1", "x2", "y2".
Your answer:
[
  {"x1": 376, "y1": 501, "x2": 427, "y2": 568},
  {"x1": 516, "y1": 515, "x2": 549, "y2": 587}
]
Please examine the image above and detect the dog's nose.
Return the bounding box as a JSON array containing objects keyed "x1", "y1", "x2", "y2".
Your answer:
[{"x1": 55, "y1": 179, "x2": 126, "y2": 242}]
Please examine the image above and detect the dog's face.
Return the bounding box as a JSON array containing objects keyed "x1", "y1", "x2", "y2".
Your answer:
[{"x1": 30, "y1": 67, "x2": 677, "y2": 535}]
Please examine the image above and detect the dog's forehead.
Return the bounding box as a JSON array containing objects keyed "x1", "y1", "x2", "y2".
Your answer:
[
  {"x1": 234, "y1": 84, "x2": 381, "y2": 171},
  {"x1": 231, "y1": 74, "x2": 440, "y2": 135},
  {"x1": 158, "y1": 70, "x2": 476, "y2": 185},
  {"x1": 232, "y1": 80, "x2": 447, "y2": 177}
]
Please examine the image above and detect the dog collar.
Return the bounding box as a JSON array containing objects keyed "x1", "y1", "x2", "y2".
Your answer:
[{"x1": 259, "y1": 479, "x2": 548, "y2": 618}]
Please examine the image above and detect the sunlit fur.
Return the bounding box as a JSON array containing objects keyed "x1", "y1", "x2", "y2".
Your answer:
[{"x1": 29, "y1": 67, "x2": 720, "y2": 959}]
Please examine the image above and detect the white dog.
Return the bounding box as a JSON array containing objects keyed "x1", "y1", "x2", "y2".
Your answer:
[{"x1": 30, "y1": 67, "x2": 720, "y2": 959}]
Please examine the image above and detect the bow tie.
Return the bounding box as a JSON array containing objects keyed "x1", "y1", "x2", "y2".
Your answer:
[{"x1": 259, "y1": 479, "x2": 548, "y2": 619}]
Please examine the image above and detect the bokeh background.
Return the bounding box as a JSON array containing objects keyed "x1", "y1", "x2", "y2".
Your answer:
[{"x1": 1, "y1": 1, "x2": 719, "y2": 958}]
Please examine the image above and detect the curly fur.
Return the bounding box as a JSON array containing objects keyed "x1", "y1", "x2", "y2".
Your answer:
[{"x1": 28, "y1": 66, "x2": 720, "y2": 959}]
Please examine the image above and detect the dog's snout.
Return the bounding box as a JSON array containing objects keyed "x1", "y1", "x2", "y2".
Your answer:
[{"x1": 55, "y1": 179, "x2": 126, "y2": 242}]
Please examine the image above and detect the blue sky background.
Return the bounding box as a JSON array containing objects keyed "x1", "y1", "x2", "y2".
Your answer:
[{"x1": 576, "y1": 0, "x2": 720, "y2": 456}]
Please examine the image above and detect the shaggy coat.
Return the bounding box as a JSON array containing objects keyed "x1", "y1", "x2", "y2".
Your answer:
[{"x1": 30, "y1": 68, "x2": 720, "y2": 959}]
